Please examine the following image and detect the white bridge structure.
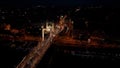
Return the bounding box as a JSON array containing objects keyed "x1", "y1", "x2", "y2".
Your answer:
[{"x1": 16, "y1": 15, "x2": 66, "y2": 68}]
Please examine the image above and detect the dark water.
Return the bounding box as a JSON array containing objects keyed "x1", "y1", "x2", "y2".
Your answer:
[
  {"x1": 37, "y1": 45, "x2": 120, "y2": 68},
  {"x1": 0, "y1": 40, "x2": 37, "y2": 68},
  {"x1": 0, "y1": 40, "x2": 120, "y2": 68},
  {"x1": 0, "y1": 45, "x2": 25, "y2": 68}
]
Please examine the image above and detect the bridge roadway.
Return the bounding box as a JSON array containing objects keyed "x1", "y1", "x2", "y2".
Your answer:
[{"x1": 16, "y1": 24, "x2": 64, "y2": 68}]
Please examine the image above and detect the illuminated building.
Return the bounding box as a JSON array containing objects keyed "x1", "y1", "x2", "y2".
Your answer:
[{"x1": 4, "y1": 24, "x2": 11, "y2": 30}]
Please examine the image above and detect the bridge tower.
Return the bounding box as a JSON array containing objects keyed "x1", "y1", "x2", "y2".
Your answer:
[
  {"x1": 41, "y1": 22, "x2": 54, "y2": 41},
  {"x1": 59, "y1": 15, "x2": 67, "y2": 25}
]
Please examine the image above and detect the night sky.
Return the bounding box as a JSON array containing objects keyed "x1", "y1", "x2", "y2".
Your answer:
[{"x1": 0, "y1": 0, "x2": 119, "y2": 7}]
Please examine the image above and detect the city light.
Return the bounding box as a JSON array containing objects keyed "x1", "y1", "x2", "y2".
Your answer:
[{"x1": 0, "y1": 3, "x2": 120, "y2": 68}]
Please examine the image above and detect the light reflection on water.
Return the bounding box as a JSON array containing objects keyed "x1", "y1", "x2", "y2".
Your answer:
[
  {"x1": 1, "y1": 39, "x2": 120, "y2": 68},
  {"x1": 36, "y1": 45, "x2": 120, "y2": 68}
]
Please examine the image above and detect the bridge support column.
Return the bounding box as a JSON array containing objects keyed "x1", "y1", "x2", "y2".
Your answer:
[{"x1": 42, "y1": 29, "x2": 45, "y2": 41}]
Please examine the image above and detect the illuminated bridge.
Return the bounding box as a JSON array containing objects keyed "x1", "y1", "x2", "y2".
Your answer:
[
  {"x1": 16, "y1": 15, "x2": 120, "y2": 68},
  {"x1": 16, "y1": 16, "x2": 67, "y2": 68}
]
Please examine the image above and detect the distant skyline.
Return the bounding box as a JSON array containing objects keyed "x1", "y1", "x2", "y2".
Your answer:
[{"x1": 0, "y1": 0, "x2": 119, "y2": 8}]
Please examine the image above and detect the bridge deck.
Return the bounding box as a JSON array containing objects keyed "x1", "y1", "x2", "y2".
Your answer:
[{"x1": 16, "y1": 24, "x2": 64, "y2": 68}]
